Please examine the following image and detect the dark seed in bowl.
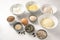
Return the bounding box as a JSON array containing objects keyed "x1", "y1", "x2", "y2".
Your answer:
[{"x1": 18, "y1": 32, "x2": 21, "y2": 34}]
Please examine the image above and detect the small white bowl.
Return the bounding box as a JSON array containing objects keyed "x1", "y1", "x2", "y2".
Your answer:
[
  {"x1": 41, "y1": 4, "x2": 57, "y2": 14},
  {"x1": 7, "y1": 16, "x2": 17, "y2": 25},
  {"x1": 10, "y1": 4, "x2": 25, "y2": 16},
  {"x1": 26, "y1": 1, "x2": 40, "y2": 13},
  {"x1": 38, "y1": 14, "x2": 58, "y2": 29}
]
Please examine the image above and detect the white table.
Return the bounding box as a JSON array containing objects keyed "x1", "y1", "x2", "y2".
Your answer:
[{"x1": 0, "y1": 0, "x2": 60, "y2": 40}]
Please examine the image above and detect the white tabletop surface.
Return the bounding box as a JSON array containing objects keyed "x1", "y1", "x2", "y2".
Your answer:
[{"x1": 0, "y1": 0, "x2": 60, "y2": 40}]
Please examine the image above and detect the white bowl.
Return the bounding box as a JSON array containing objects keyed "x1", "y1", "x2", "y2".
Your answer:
[
  {"x1": 7, "y1": 16, "x2": 17, "y2": 25},
  {"x1": 41, "y1": 4, "x2": 57, "y2": 14},
  {"x1": 38, "y1": 14, "x2": 58, "y2": 29},
  {"x1": 26, "y1": 1, "x2": 40, "y2": 13},
  {"x1": 10, "y1": 4, "x2": 25, "y2": 16}
]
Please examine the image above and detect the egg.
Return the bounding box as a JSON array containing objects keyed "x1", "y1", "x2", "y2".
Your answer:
[{"x1": 21, "y1": 18, "x2": 28, "y2": 25}]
